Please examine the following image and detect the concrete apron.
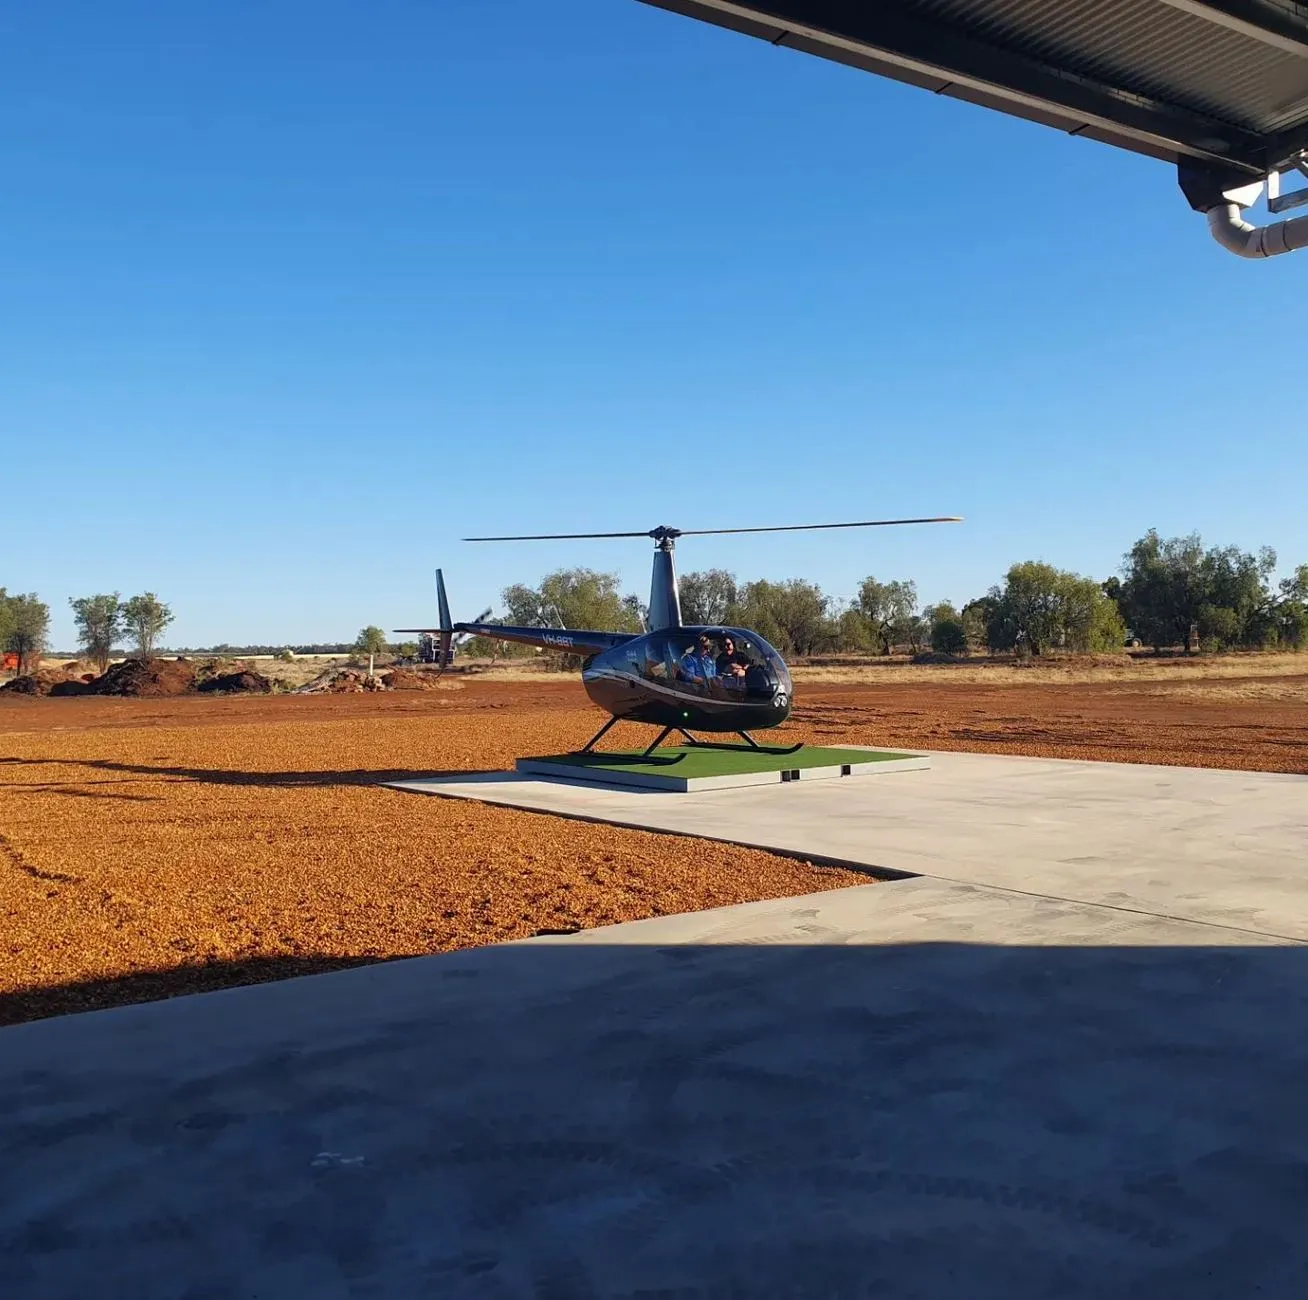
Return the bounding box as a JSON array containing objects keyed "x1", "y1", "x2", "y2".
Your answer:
[
  {"x1": 4, "y1": 878, "x2": 1308, "y2": 1297},
  {"x1": 5, "y1": 751, "x2": 1308, "y2": 1296},
  {"x1": 391, "y1": 750, "x2": 1308, "y2": 939}
]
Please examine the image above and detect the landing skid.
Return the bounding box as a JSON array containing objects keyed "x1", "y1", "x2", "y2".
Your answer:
[
  {"x1": 661, "y1": 727, "x2": 804, "y2": 757},
  {"x1": 682, "y1": 732, "x2": 805, "y2": 756},
  {"x1": 580, "y1": 718, "x2": 803, "y2": 760}
]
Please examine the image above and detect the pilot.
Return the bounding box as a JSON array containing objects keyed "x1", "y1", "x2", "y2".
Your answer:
[{"x1": 679, "y1": 635, "x2": 718, "y2": 688}]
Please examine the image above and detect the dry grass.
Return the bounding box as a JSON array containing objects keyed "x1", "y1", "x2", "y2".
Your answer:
[
  {"x1": 1139, "y1": 678, "x2": 1308, "y2": 703},
  {"x1": 789, "y1": 651, "x2": 1308, "y2": 686}
]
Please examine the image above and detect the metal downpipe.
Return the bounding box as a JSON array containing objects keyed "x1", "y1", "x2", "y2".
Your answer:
[{"x1": 1207, "y1": 203, "x2": 1308, "y2": 258}]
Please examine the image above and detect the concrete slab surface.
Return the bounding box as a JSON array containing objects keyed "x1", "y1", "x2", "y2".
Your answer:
[
  {"x1": 392, "y1": 751, "x2": 1308, "y2": 939},
  {"x1": 5, "y1": 877, "x2": 1308, "y2": 1298},
  {"x1": 515, "y1": 748, "x2": 930, "y2": 791}
]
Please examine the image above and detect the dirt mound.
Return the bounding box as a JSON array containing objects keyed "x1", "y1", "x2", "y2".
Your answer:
[
  {"x1": 197, "y1": 670, "x2": 273, "y2": 695},
  {"x1": 87, "y1": 658, "x2": 197, "y2": 697},
  {"x1": 49, "y1": 677, "x2": 94, "y2": 697},
  {"x1": 0, "y1": 669, "x2": 68, "y2": 696},
  {"x1": 294, "y1": 666, "x2": 385, "y2": 695},
  {"x1": 382, "y1": 667, "x2": 449, "y2": 691}
]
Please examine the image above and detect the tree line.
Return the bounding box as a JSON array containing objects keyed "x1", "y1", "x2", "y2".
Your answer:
[
  {"x1": 472, "y1": 529, "x2": 1308, "y2": 662},
  {"x1": 9, "y1": 528, "x2": 1307, "y2": 677},
  {"x1": 0, "y1": 591, "x2": 174, "y2": 675}
]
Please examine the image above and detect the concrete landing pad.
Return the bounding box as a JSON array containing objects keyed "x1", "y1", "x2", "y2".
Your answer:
[
  {"x1": 391, "y1": 751, "x2": 1308, "y2": 938},
  {"x1": 5, "y1": 877, "x2": 1308, "y2": 1298},
  {"x1": 516, "y1": 744, "x2": 930, "y2": 791}
]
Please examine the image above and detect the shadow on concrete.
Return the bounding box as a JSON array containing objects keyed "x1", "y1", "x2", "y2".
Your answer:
[
  {"x1": 0, "y1": 954, "x2": 388, "y2": 1028},
  {"x1": 3, "y1": 937, "x2": 1308, "y2": 1297}
]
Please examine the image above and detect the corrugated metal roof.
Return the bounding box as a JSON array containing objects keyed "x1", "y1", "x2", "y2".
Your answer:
[
  {"x1": 640, "y1": 0, "x2": 1308, "y2": 176},
  {"x1": 916, "y1": 0, "x2": 1308, "y2": 132}
]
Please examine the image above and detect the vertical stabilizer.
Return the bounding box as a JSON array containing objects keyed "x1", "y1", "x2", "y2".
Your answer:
[
  {"x1": 434, "y1": 570, "x2": 454, "y2": 667},
  {"x1": 435, "y1": 569, "x2": 453, "y2": 633}
]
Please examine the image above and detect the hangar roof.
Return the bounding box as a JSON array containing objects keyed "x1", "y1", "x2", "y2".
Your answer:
[{"x1": 641, "y1": 0, "x2": 1308, "y2": 180}]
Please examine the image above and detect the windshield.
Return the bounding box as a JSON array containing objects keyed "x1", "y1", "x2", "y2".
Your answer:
[{"x1": 754, "y1": 635, "x2": 792, "y2": 696}]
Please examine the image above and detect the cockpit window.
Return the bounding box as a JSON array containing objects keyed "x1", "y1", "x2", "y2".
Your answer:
[{"x1": 634, "y1": 629, "x2": 785, "y2": 701}]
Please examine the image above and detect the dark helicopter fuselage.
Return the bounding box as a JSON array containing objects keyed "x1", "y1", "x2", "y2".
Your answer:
[{"x1": 582, "y1": 626, "x2": 793, "y2": 732}]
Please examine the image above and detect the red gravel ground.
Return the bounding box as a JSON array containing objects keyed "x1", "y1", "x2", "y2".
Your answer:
[{"x1": 3, "y1": 672, "x2": 1305, "y2": 1026}]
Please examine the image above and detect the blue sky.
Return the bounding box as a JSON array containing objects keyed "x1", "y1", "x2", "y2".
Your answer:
[{"x1": 5, "y1": 0, "x2": 1305, "y2": 649}]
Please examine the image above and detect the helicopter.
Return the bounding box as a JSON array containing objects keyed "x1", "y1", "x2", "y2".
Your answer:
[{"x1": 396, "y1": 518, "x2": 961, "y2": 758}]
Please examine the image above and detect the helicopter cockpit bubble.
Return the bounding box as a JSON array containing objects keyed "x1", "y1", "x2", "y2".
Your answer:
[{"x1": 641, "y1": 628, "x2": 789, "y2": 702}]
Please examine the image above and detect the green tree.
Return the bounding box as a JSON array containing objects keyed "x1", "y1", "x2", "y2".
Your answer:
[
  {"x1": 925, "y1": 602, "x2": 967, "y2": 655},
  {"x1": 903, "y1": 613, "x2": 930, "y2": 653},
  {"x1": 856, "y1": 578, "x2": 917, "y2": 655},
  {"x1": 1276, "y1": 565, "x2": 1308, "y2": 651},
  {"x1": 3, "y1": 593, "x2": 50, "y2": 674},
  {"x1": 1119, "y1": 531, "x2": 1207, "y2": 653},
  {"x1": 0, "y1": 590, "x2": 13, "y2": 664},
  {"x1": 1282, "y1": 564, "x2": 1308, "y2": 605},
  {"x1": 834, "y1": 606, "x2": 875, "y2": 653},
  {"x1": 1121, "y1": 531, "x2": 1277, "y2": 653},
  {"x1": 353, "y1": 626, "x2": 389, "y2": 660},
  {"x1": 1277, "y1": 601, "x2": 1308, "y2": 650},
  {"x1": 503, "y1": 569, "x2": 640, "y2": 634},
  {"x1": 120, "y1": 593, "x2": 174, "y2": 661},
  {"x1": 985, "y1": 563, "x2": 1061, "y2": 654},
  {"x1": 1198, "y1": 544, "x2": 1276, "y2": 649},
  {"x1": 621, "y1": 593, "x2": 648, "y2": 630},
  {"x1": 503, "y1": 569, "x2": 641, "y2": 668},
  {"x1": 960, "y1": 597, "x2": 995, "y2": 653},
  {"x1": 1084, "y1": 589, "x2": 1129, "y2": 651},
  {"x1": 70, "y1": 593, "x2": 123, "y2": 672},
  {"x1": 394, "y1": 641, "x2": 419, "y2": 659},
  {"x1": 732, "y1": 579, "x2": 832, "y2": 656},
  {"x1": 987, "y1": 562, "x2": 1124, "y2": 655},
  {"x1": 678, "y1": 570, "x2": 739, "y2": 626}
]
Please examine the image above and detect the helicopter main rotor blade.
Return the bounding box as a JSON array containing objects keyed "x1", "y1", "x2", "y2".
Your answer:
[
  {"x1": 462, "y1": 530, "x2": 654, "y2": 541},
  {"x1": 676, "y1": 517, "x2": 963, "y2": 535},
  {"x1": 463, "y1": 517, "x2": 961, "y2": 542}
]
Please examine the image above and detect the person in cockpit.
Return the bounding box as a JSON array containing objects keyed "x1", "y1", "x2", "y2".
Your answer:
[
  {"x1": 716, "y1": 635, "x2": 750, "y2": 684},
  {"x1": 678, "y1": 634, "x2": 718, "y2": 690}
]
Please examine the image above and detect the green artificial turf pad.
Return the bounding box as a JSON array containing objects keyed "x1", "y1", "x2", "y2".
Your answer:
[{"x1": 523, "y1": 745, "x2": 914, "y2": 779}]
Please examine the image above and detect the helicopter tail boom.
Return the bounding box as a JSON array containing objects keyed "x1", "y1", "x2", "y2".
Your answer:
[
  {"x1": 446, "y1": 622, "x2": 638, "y2": 656},
  {"x1": 394, "y1": 570, "x2": 637, "y2": 659}
]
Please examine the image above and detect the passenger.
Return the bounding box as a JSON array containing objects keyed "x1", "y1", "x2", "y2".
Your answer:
[
  {"x1": 716, "y1": 635, "x2": 750, "y2": 682},
  {"x1": 678, "y1": 634, "x2": 718, "y2": 689}
]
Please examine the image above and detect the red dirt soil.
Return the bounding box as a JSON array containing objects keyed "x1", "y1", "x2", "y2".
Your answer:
[
  {"x1": 2, "y1": 673, "x2": 1305, "y2": 1027},
  {"x1": 4, "y1": 674, "x2": 1306, "y2": 770}
]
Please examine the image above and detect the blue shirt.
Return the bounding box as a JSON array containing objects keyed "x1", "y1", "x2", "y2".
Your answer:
[{"x1": 680, "y1": 650, "x2": 717, "y2": 681}]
